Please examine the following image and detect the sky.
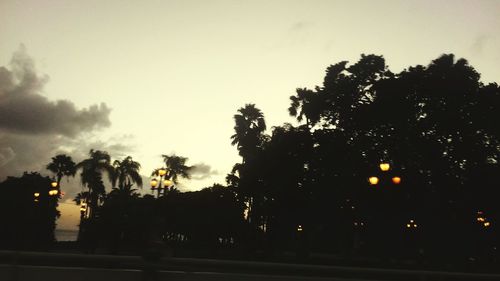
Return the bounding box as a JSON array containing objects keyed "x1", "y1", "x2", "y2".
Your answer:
[{"x1": 1, "y1": 0, "x2": 500, "y2": 231}]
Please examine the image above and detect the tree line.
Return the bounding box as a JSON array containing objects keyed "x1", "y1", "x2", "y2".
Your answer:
[
  {"x1": 226, "y1": 54, "x2": 499, "y2": 264},
  {"x1": 1, "y1": 53, "x2": 499, "y2": 266}
]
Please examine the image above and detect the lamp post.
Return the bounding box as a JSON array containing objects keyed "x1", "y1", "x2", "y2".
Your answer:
[
  {"x1": 33, "y1": 192, "x2": 40, "y2": 203},
  {"x1": 150, "y1": 168, "x2": 173, "y2": 198},
  {"x1": 406, "y1": 219, "x2": 418, "y2": 229},
  {"x1": 49, "y1": 181, "x2": 59, "y2": 197},
  {"x1": 477, "y1": 211, "x2": 492, "y2": 228},
  {"x1": 367, "y1": 162, "x2": 402, "y2": 186}
]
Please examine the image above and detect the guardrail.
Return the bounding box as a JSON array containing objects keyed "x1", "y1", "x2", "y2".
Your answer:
[{"x1": 1, "y1": 250, "x2": 500, "y2": 281}]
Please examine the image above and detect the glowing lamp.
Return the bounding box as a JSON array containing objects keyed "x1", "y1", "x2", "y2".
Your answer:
[
  {"x1": 392, "y1": 177, "x2": 402, "y2": 184},
  {"x1": 297, "y1": 225, "x2": 303, "y2": 232},
  {"x1": 51, "y1": 181, "x2": 58, "y2": 188},
  {"x1": 164, "y1": 179, "x2": 173, "y2": 187},
  {"x1": 379, "y1": 163, "x2": 390, "y2": 172},
  {"x1": 34, "y1": 192, "x2": 40, "y2": 197},
  {"x1": 368, "y1": 177, "x2": 379, "y2": 185},
  {"x1": 150, "y1": 179, "x2": 158, "y2": 188},
  {"x1": 158, "y1": 168, "x2": 167, "y2": 177},
  {"x1": 406, "y1": 219, "x2": 418, "y2": 228},
  {"x1": 484, "y1": 222, "x2": 491, "y2": 227}
]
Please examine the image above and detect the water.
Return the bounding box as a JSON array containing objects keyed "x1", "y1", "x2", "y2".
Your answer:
[{"x1": 55, "y1": 229, "x2": 78, "y2": 241}]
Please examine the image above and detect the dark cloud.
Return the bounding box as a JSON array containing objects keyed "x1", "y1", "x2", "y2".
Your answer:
[
  {"x1": 0, "y1": 46, "x2": 114, "y2": 183},
  {"x1": 0, "y1": 45, "x2": 111, "y2": 137},
  {"x1": 0, "y1": 146, "x2": 15, "y2": 167},
  {"x1": 190, "y1": 163, "x2": 219, "y2": 180}
]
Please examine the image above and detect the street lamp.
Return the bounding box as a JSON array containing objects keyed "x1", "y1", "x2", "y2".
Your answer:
[
  {"x1": 406, "y1": 219, "x2": 418, "y2": 229},
  {"x1": 151, "y1": 168, "x2": 168, "y2": 198},
  {"x1": 477, "y1": 211, "x2": 492, "y2": 228},
  {"x1": 368, "y1": 176, "x2": 379, "y2": 185},
  {"x1": 392, "y1": 176, "x2": 402, "y2": 184},
  {"x1": 368, "y1": 162, "x2": 402, "y2": 186},
  {"x1": 379, "y1": 163, "x2": 390, "y2": 172},
  {"x1": 49, "y1": 182, "x2": 59, "y2": 196},
  {"x1": 49, "y1": 180, "x2": 59, "y2": 196},
  {"x1": 80, "y1": 202, "x2": 88, "y2": 218}
]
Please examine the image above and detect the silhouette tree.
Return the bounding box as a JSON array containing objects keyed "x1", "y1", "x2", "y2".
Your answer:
[
  {"x1": 46, "y1": 154, "x2": 76, "y2": 193},
  {"x1": 279, "y1": 53, "x2": 500, "y2": 260},
  {"x1": 231, "y1": 104, "x2": 267, "y2": 160},
  {"x1": 75, "y1": 149, "x2": 114, "y2": 219},
  {"x1": 0, "y1": 172, "x2": 59, "y2": 249},
  {"x1": 159, "y1": 154, "x2": 192, "y2": 185},
  {"x1": 230, "y1": 104, "x2": 269, "y2": 230},
  {"x1": 112, "y1": 156, "x2": 143, "y2": 190},
  {"x1": 73, "y1": 191, "x2": 90, "y2": 205}
]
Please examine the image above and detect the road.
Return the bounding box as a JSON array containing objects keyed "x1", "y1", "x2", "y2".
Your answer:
[{"x1": 1, "y1": 250, "x2": 500, "y2": 281}]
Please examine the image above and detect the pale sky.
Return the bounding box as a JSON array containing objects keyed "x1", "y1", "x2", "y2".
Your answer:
[{"x1": 1, "y1": 0, "x2": 499, "y2": 231}]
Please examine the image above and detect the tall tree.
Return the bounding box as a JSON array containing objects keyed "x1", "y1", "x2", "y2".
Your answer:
[
  {"x1": 75, "y1": 149, "x2": 114, "y2": 219},
  {"x1": 160, "y1": 154, "x2": 192, "y2": 185},
  {"x1": 230, "y1": 104, "x2": 267, "y2": 161},
  {"x1": 112, "y1": 156, "x2": 143, "y2": 190},
  {"x1": 284, "y1": 53, "x2": 500, "y2": 258},
  {"x1": 230, "y1": 104, "x2": 268, "y2": 228},
  {"x1": 46, "y1": 154, "x2": 76, "y2": 190}
]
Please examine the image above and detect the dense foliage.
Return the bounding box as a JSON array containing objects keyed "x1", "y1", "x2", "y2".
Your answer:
[
  {"x1": 228, "y1": 54, "x2": 500, "y2": 262},
  {"x1": 0, "y1": 172, "x2": 59, "y2": 250},
  {"x1": 1, "y1": 54, "x2": 499, "y2": 266}
]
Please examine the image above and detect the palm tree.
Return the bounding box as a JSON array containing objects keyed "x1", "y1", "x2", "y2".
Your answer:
[
  {"x1": 46, "y1": 154, "x2": 76, "y2": 190},
  {"x1": 112, "y1": 156, "x2": 143, "y2": 190},
  {"x1": 108, "y1": 183, "x2": 140, "y2": 198},
  {"x1": 288, "y1": 88, "x2": 323, "y2": 127},
  {"x1": 230, "y1": 104, "x2": 268, "y2": 226},
  {"x1": 75, "y1": 149, "x2": 114, "y2": 219},
  {"x1": 73, "y1": 191, "x2": 90, "y2": 206},
  {"x1": 159, "y1": 154, "x2": 193, "y2": 185},
  {"x1": 230, "y1": 104, "x2": 267, "y2": 161}
]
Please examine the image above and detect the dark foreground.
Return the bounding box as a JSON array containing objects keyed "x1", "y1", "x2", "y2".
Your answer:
[{"x1": 1, "y1": 250, "x2": 500, "y2": 281}]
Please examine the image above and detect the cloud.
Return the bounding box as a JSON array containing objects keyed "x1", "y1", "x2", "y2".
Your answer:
[
  {"x1": 0, "y1": 45, "x2": 111, "y2": 137},
  {"x1": 0, "y1": 146, "x2": 15, "y2": 167},
  {"x1": 0, "y1": 46, "x2": 113, "y2": 182},
  {"x1": 190, "y1": 163, "x2": 219, "y2": 180}
]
